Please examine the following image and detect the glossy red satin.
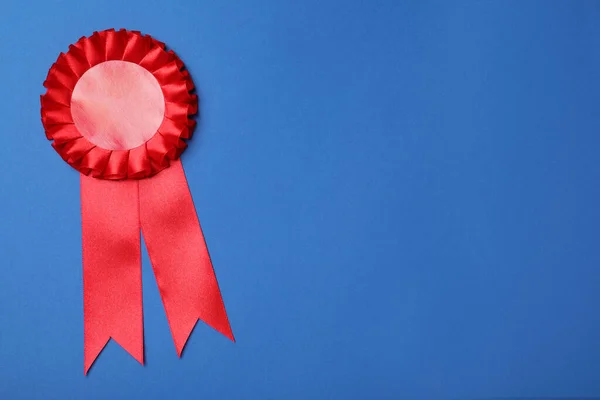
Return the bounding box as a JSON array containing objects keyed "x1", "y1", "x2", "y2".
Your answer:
[
  {"x1": 41, "y1": 30, "x2": 233, "y2": 374},
  {"x1": 81, "y1": 176, "x2": 144, "y2": 374},
  {"x1": 140, "y1": 160, "x2": 235, "y2": 353},
  {"x1": 81, "y1": 161, "x2": 233, "y2": 374},
  {"x1": 41, "y1": 29, "x2": 197, "y2": 180}
]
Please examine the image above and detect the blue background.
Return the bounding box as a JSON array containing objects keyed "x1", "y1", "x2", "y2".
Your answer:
[{"x1": 1, "y1": 0, "x2": 600, "y2": 399}]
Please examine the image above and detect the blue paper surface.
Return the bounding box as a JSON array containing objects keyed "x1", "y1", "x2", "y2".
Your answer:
[{"x1": 1, "y1": 0, "x2": 600, "y2": 398}]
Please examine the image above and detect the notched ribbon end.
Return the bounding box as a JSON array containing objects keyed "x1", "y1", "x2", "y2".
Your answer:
[{"x1": 84, "y1": 336, "x2": 144, "y2": 376}]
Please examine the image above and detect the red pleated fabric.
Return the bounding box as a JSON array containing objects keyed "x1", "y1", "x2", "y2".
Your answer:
[{"x1": 41, "y1": 29, "x2": 197, "y2": 180}]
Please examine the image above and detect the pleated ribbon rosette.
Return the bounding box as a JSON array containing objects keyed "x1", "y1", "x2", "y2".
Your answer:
[{"x1": 40, "y1": 29, "x2": 234, "y2": 375}]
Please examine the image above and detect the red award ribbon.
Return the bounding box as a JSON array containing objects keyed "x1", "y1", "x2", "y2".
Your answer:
[{"x1": 40, "y1": 29, "x2": 234, "y2": 375}]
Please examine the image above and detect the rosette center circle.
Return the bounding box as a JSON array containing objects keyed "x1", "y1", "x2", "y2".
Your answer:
[{"x1": 71, "y1": 60, "x2": 165, "y2": 151}]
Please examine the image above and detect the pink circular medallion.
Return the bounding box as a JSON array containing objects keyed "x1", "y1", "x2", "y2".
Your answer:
[{"x1": 71, "y1": 60, "x2": 165, "y2": 151}]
